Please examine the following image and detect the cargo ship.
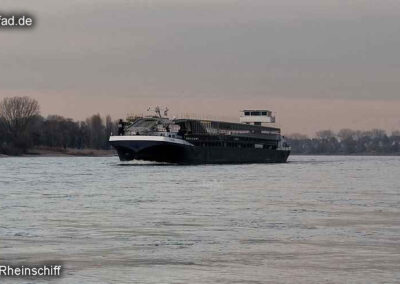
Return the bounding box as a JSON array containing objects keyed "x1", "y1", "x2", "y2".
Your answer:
[{"x1": 109, "y1": 108, "x2": 290, "y2": 164}]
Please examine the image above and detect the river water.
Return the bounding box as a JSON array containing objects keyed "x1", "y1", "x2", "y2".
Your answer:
[{"x1": 0, "y1": 155, "x2": 399, "y2": 283}]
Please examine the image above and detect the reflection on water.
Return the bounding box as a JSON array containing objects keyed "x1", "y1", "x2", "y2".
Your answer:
[{"x1": 0, "y1": 156, "x2": 399, "y2": 283}]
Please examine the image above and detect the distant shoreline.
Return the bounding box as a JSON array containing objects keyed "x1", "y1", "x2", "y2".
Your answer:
[
  {"x1": 1, "y1": 151, "x2": 399, "y2": 158},
  {"x1": 291, "y1": 153, "x2": 400, "y2": 156},
  {"x1": 290, "y1": 153, "x2": 400, "y2": 156},
  {"x1": 0, "y1": 147, "x2": 116, "y2": 158}
]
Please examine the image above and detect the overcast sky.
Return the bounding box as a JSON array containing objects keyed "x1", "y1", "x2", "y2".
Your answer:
[{"x1": 1, "y1": 0, "x2": 399, "y2": 135}]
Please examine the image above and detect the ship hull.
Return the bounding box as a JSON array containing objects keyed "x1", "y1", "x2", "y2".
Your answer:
[{"x1": 109, "y1": 136, "x2": 290, "y2": 164}]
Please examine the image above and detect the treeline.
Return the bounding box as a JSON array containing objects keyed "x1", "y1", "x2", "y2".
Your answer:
[
  {"x1": 0, "y1": 96, "x2": 118, "y2": 155},
  {"x1": 2, "y1": 96, "x2": 400, "y2": 156},
  {"x1": 288, "y1": 129, "x2": 400, "y2": 155}
]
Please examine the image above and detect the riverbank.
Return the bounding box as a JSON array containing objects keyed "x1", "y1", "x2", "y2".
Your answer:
[
  {"x1": 291, "y1": 152, "x2": 400, "y2": 156},
  {"x1": 0, "y1": 147, "x2": 115, "y2": 158}
]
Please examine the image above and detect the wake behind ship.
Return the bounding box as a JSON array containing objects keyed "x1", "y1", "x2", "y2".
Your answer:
[{"x1": 109, "y1": 108, "x2": 290, "y2": 164}]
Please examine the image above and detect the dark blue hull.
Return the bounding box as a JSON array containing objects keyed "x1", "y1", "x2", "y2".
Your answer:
[{"x1": 110, "y1": 139, "x2": 290, "y2": 164}]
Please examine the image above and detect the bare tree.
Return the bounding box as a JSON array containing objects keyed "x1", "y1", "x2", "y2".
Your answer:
[
  {"x1": 0, "y1": 97, "x2": 40, "y2": 153},
  {"x1": 0, "y1": 96, "x2": 40, "y2": 136},
  {"x1": 86, "y1": 114, "x2": 105, "y2": 149},
  {"x1": 104, "y1": 115, "x2": 115, "y2": 149},
  {"x1": 316, "y1": 130, "x2": 335, "y2": 140}
]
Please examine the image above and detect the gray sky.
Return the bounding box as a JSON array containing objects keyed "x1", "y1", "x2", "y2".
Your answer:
[{"x1": 1, "y1": 0, "x2": 400, "y2": 135}]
